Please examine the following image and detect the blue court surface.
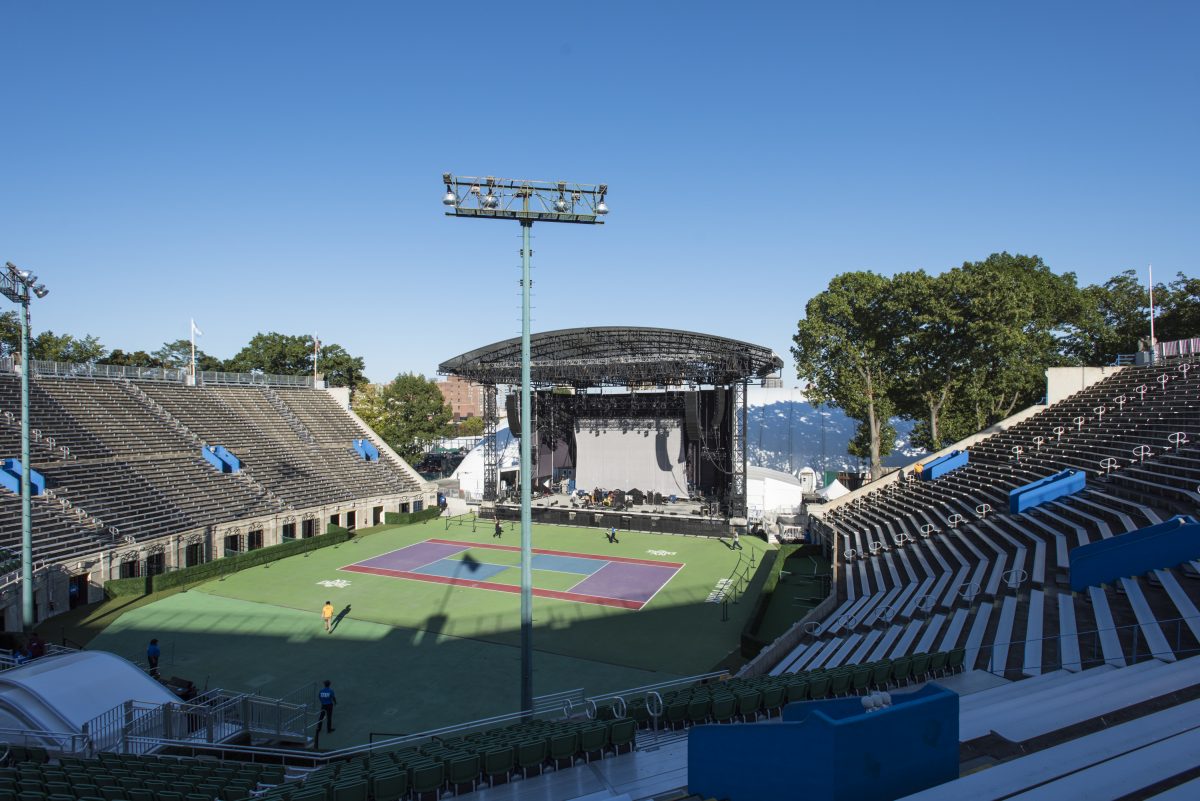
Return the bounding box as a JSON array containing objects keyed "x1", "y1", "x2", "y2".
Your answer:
[{"x1": 531, "y1": 553, "x2": 606, "y2": 575}]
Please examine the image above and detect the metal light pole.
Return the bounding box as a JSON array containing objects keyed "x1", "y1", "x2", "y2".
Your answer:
[
  {"x1": 441, "y1": 174, "x2": 607, "y2": 712},
  {"x1": 2, "y1": 262, "x2": 49, "y2": 632}
]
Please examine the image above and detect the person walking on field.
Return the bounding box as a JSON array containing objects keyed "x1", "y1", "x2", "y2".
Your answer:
[
  {"x1": 318, "y1": 680, "x2": 337, "y2": 733},
  {"x1": 146, "y1": 639, "x2": 161, "y2": 676},
  {"x1": 607, "y1": 526, "x2": 620, "y2": 544},
  {"x1": 732, "y1": 530, "x2": 743, "y2": 550},
  {"x1": 494, "y1": 520, "x2": 503, "y2": 539},
  {"x1": 322, "y1": 601, "x2": 334, "y2": 633}
]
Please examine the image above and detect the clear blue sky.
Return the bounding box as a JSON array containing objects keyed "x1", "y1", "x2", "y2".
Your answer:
[{"x1": 2, "y1": 2, "x2": 1197, "y2": 385}]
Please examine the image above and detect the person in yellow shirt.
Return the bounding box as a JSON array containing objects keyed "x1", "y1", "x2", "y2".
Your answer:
[{"x1": 322, "y1": 601, "x2": 334, "y2": 633}]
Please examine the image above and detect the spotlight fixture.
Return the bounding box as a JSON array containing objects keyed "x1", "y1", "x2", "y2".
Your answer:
[{"x1": 443, "y1": 189, "x2": 457, "y2": 206}]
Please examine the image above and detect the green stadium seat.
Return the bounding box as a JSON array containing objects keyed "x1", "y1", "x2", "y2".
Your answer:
[
  {"x1": 947, "y1": 646, "x2": 966, "y2": 673},
  {"x1": 547, "y1": 730, "x2": 579, "y2": 769},
  {"x1": 409, "y1": 762, "x2": 444, "y2": 801},
  {"x1": 785, "y1": 676, "x2": 810, "y2": 703},
  {"x1": 608, "y1": 718, "x2": 637, "y2": 755},
  {"x1": 370, "y1": 770, "x2": 407, "y2": 801},
  {"x1": 184, "y1": 794, "x2": 212, "y2": 801},
  {"x1": 890, "y1": 655, "x2": 913, "y2": 686},
  {"x1": 870, "y1": 659, "x2": 892, "y2": 689},
  {"x1": 155, "y1": 791, "x2": 184, "y2": 801},
  {"x1": 710, "y1": 694, "x2": 736, "y2": 724},
  {"x1": 761, "y1": 684, "x2": 786, "y2": 717},
  {"x1": 735, "y1": 690, "x2": 762, "y2": 722},
  {"x1": 664, "y1": 697, "x2": 690, "y2": 729},
  {"x1": 446, "y1": 754, "x2": 480, "y2": 791},
  {"x1": 17, "y1": 792, "x2": 47, "y2": 801},
  {"x1": 331, "y1": 779, "x2": 366, "y2": 801},
  {"x1": 126, "y1": 789, "x2": 155, "y2": 801},
  {"x1": 686, "y1": 696, "x2": 712, "y2": 725},
  {"x1": 99, "y1": 789, "x2": 125, "y2": 801},
  {"x1": 578, "y1": 723, "x2": 609, "y2": 761},
  {"x1": 929, "y1": 650, "x2": 949, "y2": 676},
  {"x1": 911, "y1": 651, "x2": 932, "y2": 680},
  {"x1": 828, "y1": 669, "x2": 852, "y2": 697},
  {"x1": 850, "y1": 665, "x2": 873, "y2": 694},
  {"x1": 516, "y1": 739, "x2": 546, "y2": 778}
]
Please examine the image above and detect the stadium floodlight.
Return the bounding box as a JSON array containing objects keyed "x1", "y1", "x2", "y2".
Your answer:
[
  {"x1": 1, "y1": 262, "x2": 50, "y2": 632},
  {"x1": 441, "y1": 173, "x2": 608, "y2": 713}
]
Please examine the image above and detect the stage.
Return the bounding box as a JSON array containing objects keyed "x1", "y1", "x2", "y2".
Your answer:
[{"x1": 490, "y1": 492, "x2": 736, "y2": 537}]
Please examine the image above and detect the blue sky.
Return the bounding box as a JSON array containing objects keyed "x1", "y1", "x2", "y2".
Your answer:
[{"x1": 2, "y1": 1, "x2": 1196, "y2": 385}]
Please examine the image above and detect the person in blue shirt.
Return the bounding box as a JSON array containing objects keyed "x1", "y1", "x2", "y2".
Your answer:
[
  {"x1": 147, "y1": 639, "x2": 161, "y2": 677},
  {"x1": 318, "y1": 680, "x2": 337, "y2": 733}
]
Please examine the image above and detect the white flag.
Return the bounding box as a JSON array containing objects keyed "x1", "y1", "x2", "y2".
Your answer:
[{"x1": 191, "y1": 319, "x2": 203, "y2": 337}]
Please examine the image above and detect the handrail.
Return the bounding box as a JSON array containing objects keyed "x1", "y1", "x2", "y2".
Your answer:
[{"x1": 982, "y1": 612, "x2": 1200, "y2": 677}]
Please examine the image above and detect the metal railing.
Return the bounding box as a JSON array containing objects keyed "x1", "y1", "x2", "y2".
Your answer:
[
  {"x1": 198, "y1": 370, "x2": 314, "y2": 388},
  {"x1": 981, "y1": 613, "x2": 1200, "y2": 677},
  {"x1": 0, "y1": 356, "x2": 318, "y2": 388},
  {"x1": 0, "y1": 725, "x2": 93, "y2": 756},
  {"x1": 28, "y1": 360, "x2": 188, "y2": 382}
]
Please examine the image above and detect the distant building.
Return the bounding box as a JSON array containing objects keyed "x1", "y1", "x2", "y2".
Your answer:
[{"x1": 437, "y1": 375, "x2": 484, "y2": 420}]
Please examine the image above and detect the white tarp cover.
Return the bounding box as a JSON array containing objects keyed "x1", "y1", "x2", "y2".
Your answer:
[
  {"x1": 573, "y1": 418, "x2": 688, "y2": 496},
  {"x1": 0, "y1": 651, "x2": 178, "y2": 737}
]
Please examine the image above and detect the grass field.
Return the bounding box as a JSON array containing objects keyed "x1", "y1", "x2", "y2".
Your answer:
[{"x1": 86, "y1": 517, "x2": 773, "y2": 747}]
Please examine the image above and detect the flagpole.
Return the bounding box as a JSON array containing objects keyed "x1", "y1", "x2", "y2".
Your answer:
[
  {"x1": 190, "y1": 319, "x2": 197, "y2": 379},
  {"x1": 1148, "y1": 264, "x2": 1157, "y2": 350}
]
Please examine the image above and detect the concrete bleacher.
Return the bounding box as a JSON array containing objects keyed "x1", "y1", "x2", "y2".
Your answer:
[
  {"x1": 793, "y1": 357, "x2": 1200, "y2": 683},
  {"x1": 0, "y1": 371, "x2": 427, "y2": 591}
]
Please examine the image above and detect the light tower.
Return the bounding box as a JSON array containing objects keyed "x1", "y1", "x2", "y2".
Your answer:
[
  {"x1": 441, "y1": 174, "x2": 607, "y2": 712},
  {"x1": 2, "y1": 262, "x2": 50, "y2": 632}
]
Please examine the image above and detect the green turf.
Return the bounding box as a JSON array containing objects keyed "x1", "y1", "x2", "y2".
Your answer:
[
  {"x1": 86, "y1": 518, "x2": 775, "y2": 747},
  {"x1": 446, "y1": 547, "x2": 522, "y2": 567},
  {"x1": 757, "y1": 551, "x2": 832, "y2": 642},
  {"x1": 483, "y1": 567, "x2": 586, "y2": 592}
]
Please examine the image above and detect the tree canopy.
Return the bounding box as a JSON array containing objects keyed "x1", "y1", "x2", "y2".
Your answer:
[
  {"x1": 352, "y1": 374, "x2": 453, "y2": 462},
  {"x1": 795, "y1": 255, "x2": 1192, "y2": 470}
]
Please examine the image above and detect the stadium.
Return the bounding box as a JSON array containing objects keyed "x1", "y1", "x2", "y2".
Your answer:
[{"x1": 4, "y1": 5, "x2": 1200, "y2": 801}]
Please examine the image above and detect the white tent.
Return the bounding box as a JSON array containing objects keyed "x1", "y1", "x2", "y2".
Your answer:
[
  {"x1": 819, "y1": 478, "x2": 849, "y2": 501},
  {"x1": 450, "y1": 422, "x2": 518, "y2": 501},
  {"x1": 747, "y1": 465, "x2": 807, "y2": 517}
]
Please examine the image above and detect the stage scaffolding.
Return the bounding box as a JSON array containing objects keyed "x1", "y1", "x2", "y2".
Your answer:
[{"x1": 440, "y1": 327, "x2": 782, "y2": 515}]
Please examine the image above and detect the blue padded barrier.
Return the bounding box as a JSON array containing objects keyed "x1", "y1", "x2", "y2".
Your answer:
[
  {"x1": 919, "y1": 449, "x2": 969, "y2": 481},
  {"x1": 353, "y1": 438, "x2": 379, "y2": 462},
  {"x1": 212, "y1": 445, "x2": 241, "y2": 472},
  {"x1": 202, "y1": 445, "x2": 241, "y2": 474},
  {"x1": 1, "y1": 459, "x2": 45, "y2": 496},
  {"x1": 1009, "y1": 469, "x2": 1086, "y2": 514},
  {"x1": 1070, "y1": 515, "x2": 1200, "y2": 592},
  {"x1": 688, "y1": 684, "x2": 959, "y2": 801}
]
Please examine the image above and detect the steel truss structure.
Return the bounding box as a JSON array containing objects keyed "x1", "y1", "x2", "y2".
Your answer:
[{"x1": 441, "y1": 328, "x2": 781, "y2": 510}]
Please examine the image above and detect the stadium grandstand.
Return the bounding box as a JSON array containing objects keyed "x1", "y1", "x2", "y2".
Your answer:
[
  {"x1": 0, "y1": 343, "x2": 1196, "y2": 801},
  {"x1": 0, "y1": 358, "x2": 434, "y2": 631}
]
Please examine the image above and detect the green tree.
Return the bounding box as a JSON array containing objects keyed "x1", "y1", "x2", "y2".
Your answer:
[
  {"x1": 1156, "y1": 272, "x2": 1200, "y2": 342},
  {"x1": 953, "y1": 253, "x2": 1080, "y2": 431},
  {"x1": 316, "y1": 343, "x2": 366, "y2": 390},
  {"x1": 226, "y1": 332, "x2": 313, "y2": 376},
  {"x1": 353, "y1": 374, "x2": 453, "y2": 462},
  {"x1": 153, "y1": 339, "x2": 224, "y2": 371},
  {"x1": 456, "y1": 416, "x2": 485, "y2": 437},
  {"x1": 106, "y1": 349, "x2": 163, "y2": 368},
  {"x1": 0, "y1": 311, "x2": 19, "y2": 357},
  {"x1": 887, "y1": 270, "x2": 971, "y2": 451},
  {"x1": 30, "y1": 331, "x2": 106, "y2": 363},
  {"x1": 1064, "y1": 270, "x2": 1159, "y2": 365},
  {"x1": 792, "y1": 271, "x2": 897, "y2": 479}
]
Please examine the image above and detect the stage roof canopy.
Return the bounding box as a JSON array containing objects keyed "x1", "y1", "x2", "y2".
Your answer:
[{"x1": 439, "y1": 326, "x2": 784, "y2": 387}]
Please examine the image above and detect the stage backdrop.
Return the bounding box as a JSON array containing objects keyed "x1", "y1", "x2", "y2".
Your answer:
[{"x1": 573, "y1": 418, "x2": 689, "y2": 496}]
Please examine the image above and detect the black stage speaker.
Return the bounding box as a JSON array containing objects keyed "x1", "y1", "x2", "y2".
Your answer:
[
  {"x1": 684, "y1": 392, "x2": 700, "y2": 439},
  {"x1": 712, "y1": 388, "x2": 726, "y2": 430},
  {"x1": 505, "y1": 393, "x2": 522, "y2": 436}
]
